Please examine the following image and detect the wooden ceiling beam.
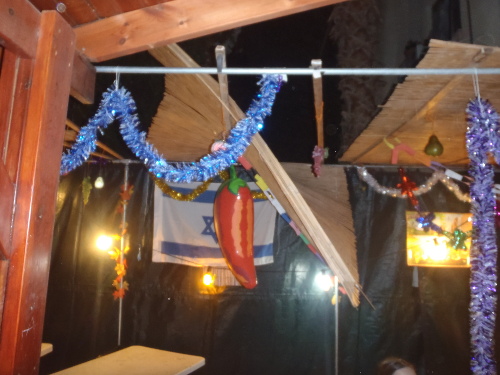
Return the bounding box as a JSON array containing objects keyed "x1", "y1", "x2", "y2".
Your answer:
[
  {"x1": 70, "y1": 52, "x2": 96, "y2": 104},
  {"x1": 0, "y1": 0, "x2": 40, "y2": 58},
  {"x1": 0, "y1": 1, "x2": 95, "y2": 104},
  {"x1": 74, "y1": 0, "x2": 347, "y2": 62}
]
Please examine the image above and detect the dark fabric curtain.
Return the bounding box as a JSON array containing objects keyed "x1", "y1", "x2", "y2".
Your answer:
[
  {"x1": 41, "y1": 164, "x2": 483, "y2": 375},
  {"x1": 342, "y1": 167, "x2": 472, "y2": 375},
  {"x1": 41, "y1": 163, "x2": 337, "y2": 375}
]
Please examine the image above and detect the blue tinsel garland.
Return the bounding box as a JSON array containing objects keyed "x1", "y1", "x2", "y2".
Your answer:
[
  {"x1": 61, "y1": 75, "x2": 283, "y2": 182},
  {"x1": 466, "y1": 97, "x2": 499, "y2": 375}
]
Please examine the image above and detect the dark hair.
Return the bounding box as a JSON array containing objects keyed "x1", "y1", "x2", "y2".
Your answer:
[{"x1": 376, "y1": 357, "x2": 415, "y2": 375}]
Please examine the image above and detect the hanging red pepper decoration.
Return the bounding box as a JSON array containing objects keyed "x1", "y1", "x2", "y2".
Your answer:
[{"x1": 214, "y1": 165, "x2": 257, "y2": 289}]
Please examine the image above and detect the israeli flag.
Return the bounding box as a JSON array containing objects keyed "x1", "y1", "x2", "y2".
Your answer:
[{"x1": 152, "y1": 181, "x2": 275, "y2": 267}]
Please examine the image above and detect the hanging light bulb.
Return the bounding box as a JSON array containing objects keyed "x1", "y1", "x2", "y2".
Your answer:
[
  {"x1": 94, "y1": 176, "x2": 105, "y2": 189},
  {"x1": 424, "y1": 134, "x2": 444, "y2": 156},
  {"x1": 315, "y1": 271, "x2": 333, "y2": 292},
  {"x1": 96, "y1": 234, "x2": 113, "y2": 251},
  {"x1": 202, "y1": 272, "x2": 215, "y2": 286}
]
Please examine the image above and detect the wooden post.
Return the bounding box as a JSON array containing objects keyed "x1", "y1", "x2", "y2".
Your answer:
[{"x1": 0, "y1": 10, "x2": 75, "y2": 374}]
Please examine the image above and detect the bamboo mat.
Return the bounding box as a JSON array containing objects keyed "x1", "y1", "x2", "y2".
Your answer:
[{"x1": 340, "y1": 39, "x2": 500, "y2": 166}]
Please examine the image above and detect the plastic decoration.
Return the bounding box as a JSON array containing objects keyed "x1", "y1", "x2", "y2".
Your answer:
[
  {"x1": 398, "y1": 169, "x2": 472, "y2": 250},
  {"x1": 60, "y1": 75, "x2": 284, "y2": 183},
  {"x1": 82, "y1": 176, "x2": 92, "y2": 205},
  {"x1": 466, "y1": 97, "x2": 500, "y2": 375},
  {"x1": 415, "y1": 212, "x2": 442, "y2": 234},
  {"x1": 424, "y1": 134, "x2": 444, "y2": 156},
  {"x1": 397, "y1": 168, "x2": 420, "y2": 209},
  {"x1": 312, "y1": 145, "x2": 328, "y2": 177},
  {"x1": 213, "y1": 165, "x2": 257, "y2": 289}
]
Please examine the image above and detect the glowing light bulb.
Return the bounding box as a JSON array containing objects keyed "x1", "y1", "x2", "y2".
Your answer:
[
  {"x1": 202, "y1": 273, "x2": 215, "y2": 286},
  {"x1": 96, "y1": 235, "x2": 113, "y2": 251},
  {"x1": 315, "y1": 271, "x2": 333, "y2": 292},
  {"x1": 94, "y1": 176, "x2": 104, "y2": 189}
]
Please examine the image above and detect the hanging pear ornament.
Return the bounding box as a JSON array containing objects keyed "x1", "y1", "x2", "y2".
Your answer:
[
  {"x1": 424, "y1": 134, "x2": 444, "y2": 156},
  {"x1": 213, "y1": 165, "x2": 257, "y2": 289}
]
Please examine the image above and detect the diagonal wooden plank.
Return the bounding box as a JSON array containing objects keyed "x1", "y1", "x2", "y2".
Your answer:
[{"x1": 75, "y1": 0, "x2": 348, "y2": 62}]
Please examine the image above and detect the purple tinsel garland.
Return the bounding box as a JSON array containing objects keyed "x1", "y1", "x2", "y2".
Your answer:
[
  {"x1": 60, "y1": 75, "x2": 283, "y2": 182},
  {"x1": 466, "y1": 97, "x2": 499, "y2": 375}
]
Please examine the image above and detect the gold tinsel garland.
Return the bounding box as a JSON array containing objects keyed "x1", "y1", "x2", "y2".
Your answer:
[{"x1": 152, "y1": 171, "x2": 267, "y2": 201}]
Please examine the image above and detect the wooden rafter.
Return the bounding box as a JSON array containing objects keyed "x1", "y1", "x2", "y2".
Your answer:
[
  {"x1": 65, "y1": 119, "x2": 124, "y2": 159},
  {"x1": 1, "y1": 1, "x2": 96, "y2": 104},
  {"x1": 74, "y1": 0, "x2": 347, "y2": 62},
  {"x1": 0, "y1": 0, "x2": 39, "y2": 58}
]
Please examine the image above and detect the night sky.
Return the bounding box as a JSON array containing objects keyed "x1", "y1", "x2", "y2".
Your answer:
[{"x1": 67, "y1": 6, "x2": 342, "y2": 164}]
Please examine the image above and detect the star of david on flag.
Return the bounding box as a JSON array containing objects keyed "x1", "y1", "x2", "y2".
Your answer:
[{"x1": 152, "y1": 181, "x2": 275, "y2": 267}]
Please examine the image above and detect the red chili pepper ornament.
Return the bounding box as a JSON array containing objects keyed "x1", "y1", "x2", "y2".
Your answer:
[{"x1": 213, "y1": 165, "x2": 257, "y2": 289}]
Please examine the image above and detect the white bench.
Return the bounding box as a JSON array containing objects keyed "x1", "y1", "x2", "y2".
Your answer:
[{"x1": 51, "y1": 345, "x2": 205, "y2": 375}]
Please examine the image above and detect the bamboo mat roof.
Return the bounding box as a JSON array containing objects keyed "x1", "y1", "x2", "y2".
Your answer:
[
  {"x1": 147, "y1": 44, "x2": 359, "y2": 306},
  {"x1": 340, "y1": 39, "x2": 500, "y2": 166}
]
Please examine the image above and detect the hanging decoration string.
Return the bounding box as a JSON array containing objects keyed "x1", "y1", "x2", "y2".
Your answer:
[
  {"x1": 60, "y1": 75, "x2": 284, "y2": 182},
  {"x1": 357, "y1": 167, "x2": 471, "y2": 203},
  {"x1": 466, "y1": 96, "x2": 499, "y2": 375}
]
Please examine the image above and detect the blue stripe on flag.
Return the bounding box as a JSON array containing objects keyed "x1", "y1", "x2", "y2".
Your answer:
[{"x1": 161, "y1": 241, "x2": 274, "y2": 259}]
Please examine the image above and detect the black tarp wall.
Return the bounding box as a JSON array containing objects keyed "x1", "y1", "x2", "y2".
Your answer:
[
  {"x1": 41, "y1": 164, "x2": 483, "y2": 374},
  {"x1": 41, "y1": 163, "x2": 338, "y2": 375}
]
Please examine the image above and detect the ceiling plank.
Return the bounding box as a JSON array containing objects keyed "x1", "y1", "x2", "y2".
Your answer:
[
  {"x1": 75, "y1": 0, "x2": 347, "y2": 62},
  {"x1": 0, "y1": 0, "x2": 40, "y2": 58},
  {"x1": 0, "y1": 1, "x2": 95, "y2": 104}
]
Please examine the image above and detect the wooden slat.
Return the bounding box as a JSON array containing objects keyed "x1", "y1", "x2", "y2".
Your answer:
[
  {"x1": 247, "y1": 139, "x2": 360, "y2": 306},
  {"x1": 66, "y1": 119, "x2": 124, "y2": 158},
  {"x1": 70, "y1": 52, "x2": 96, "y2": 104},
  {"x1": 282, "y1": 163, "x2": 358, "y2": 293},
  {"x1": 311, "y1": 59, "x2": 324, "y2": 148},
  {"x1": 0, "y1": 50, "x2": 33, "y2": 259},
  {"x1": 0, "y1": 49, "x2": 34, "y2": 183},
  {"x1": 0, "y1": 162, "x2": 14, "y2": 259},
  {"x1": 75, "y1": 0, "x2": 347, "y2": 62},
  {"x1": 0, "y1": 0, "x2": 40, "y2": 58},
  {"x1": 0, "y1": 11, "x2": 75, "y2": 374}
]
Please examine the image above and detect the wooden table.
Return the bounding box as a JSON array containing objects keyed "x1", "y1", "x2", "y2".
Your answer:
[
  {"x1": 41, "y1": 343, "x2": 53, "y2": 357},
  {"x1": 51, "y1": 346, "x2": 205, "y2": 375}
]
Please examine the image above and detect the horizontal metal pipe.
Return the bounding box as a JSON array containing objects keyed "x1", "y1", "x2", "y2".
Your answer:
[{"x1": 95, "y1": 66, "x2": 500, "y2": 76}]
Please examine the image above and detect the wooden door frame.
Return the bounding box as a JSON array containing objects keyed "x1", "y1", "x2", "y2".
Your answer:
[{"x1": 0, "y1": 6, "x2": 75, "y2": 374}]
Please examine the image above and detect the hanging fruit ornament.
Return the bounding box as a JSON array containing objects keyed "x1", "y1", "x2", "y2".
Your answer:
[
  {"x1": 213, "y1": 165, "x2": 257, "y2": 289},
  {"x1": 424, "y1": 134, "x2": 444, "y2": 156},
  {"x1": 82, "y1": 176, "x2": 93, "y2": 205}
]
